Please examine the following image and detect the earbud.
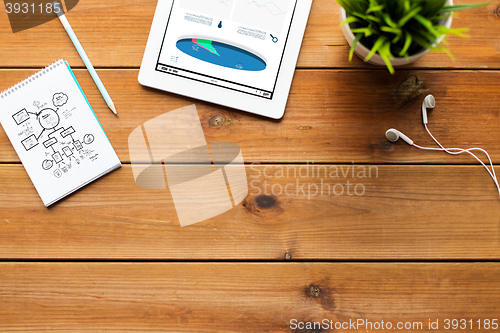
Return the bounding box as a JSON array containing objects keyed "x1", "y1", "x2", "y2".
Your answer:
[
  {"x1": 421, "y1": 94, "x2": 435, "y2": 125},
  {"x1": 385, "y1": 128, "x2": 414, "y2": 145},
  {"x1": 385, "y1": 95, "x2": 499, "y2": 198}
]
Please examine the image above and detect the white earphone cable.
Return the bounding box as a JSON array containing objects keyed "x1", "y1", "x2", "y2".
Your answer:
[
  {"x1": 412, "y1": 125, "x2": 500, "y2": 196},
  {"x1": 386, "y1": 95, "x2": 500, "y2": 197},
  {"x1": 424, "y1": 124, "x2": 499, "y2": 193}
]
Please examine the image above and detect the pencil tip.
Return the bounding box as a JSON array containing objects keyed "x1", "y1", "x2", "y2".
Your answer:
[{"x1": 109, "y1": 104, "x2": 117, "y2": 116}]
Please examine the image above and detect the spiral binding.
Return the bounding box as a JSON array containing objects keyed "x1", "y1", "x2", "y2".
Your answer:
[{"x1": 0, "y1": 59, "x2": 65, "y2": 100}]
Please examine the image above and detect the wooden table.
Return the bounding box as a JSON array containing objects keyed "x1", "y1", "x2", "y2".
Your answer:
[{"x1": 1, "y1": 0, "x2": 500, "y2": 331}]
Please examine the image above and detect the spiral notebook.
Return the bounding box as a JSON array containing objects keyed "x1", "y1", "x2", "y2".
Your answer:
[{"x1": 0, "y1": 60, "x2": 121, "y2": 206}]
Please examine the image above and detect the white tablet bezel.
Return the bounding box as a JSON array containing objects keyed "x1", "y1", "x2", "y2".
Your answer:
[{"x1": 138, "y1": 0, "x2": 312, "y2": 119}]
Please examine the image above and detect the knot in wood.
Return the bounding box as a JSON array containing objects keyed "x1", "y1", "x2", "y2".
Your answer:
[
  {"x1": 394, "y1": 75, "x2": 427, "y2": 106},
  {"x1": 255, "y1": 195, "x2": 276, "y2": 209},
  {"x1": 382, "y1": 140, "x2": 392, "y2": 150},
  {"x1": 243, "y1": 194, "x2": 283, "y2": 218},
  {"x1": 209, "y1": 115, "x2": 225, "y2": 128},
  {"x1": 309, "y1": 285, "x2": 321, "y2": 298}
]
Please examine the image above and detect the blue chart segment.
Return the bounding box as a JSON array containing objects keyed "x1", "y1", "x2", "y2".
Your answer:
[{"x1": 176, "y1": 38, "x2": 267, "y2": 71}]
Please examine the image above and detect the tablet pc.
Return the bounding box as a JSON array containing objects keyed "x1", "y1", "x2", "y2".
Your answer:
[{"x1": 139, "y1": 0, "x2": 312, "y2": 119}]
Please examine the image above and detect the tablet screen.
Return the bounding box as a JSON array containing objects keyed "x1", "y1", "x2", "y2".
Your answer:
[{"x1": 155, "y1": 0, "x2": 298, "y2": 99}]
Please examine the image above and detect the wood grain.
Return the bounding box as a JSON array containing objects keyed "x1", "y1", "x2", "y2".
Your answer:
[
  {"x1": 0, "y1": 164, "x2": 498, "y2": 260},
  {"x1": 0, "y1": 0, "x2": 498, "y2": 69},
  {"x1": 1, "y1": 263, "x2": 499, "y2": 332},
  {"x1": 1, "y1": 69, "x2": 500, "y2": 164},
  {"x1": 0, "y1": 0, "x2": 498, "y2": 326}
]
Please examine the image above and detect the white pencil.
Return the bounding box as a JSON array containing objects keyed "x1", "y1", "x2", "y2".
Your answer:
[{"x1": 52, "y1": 1, "x2": 117, "y2": 116}]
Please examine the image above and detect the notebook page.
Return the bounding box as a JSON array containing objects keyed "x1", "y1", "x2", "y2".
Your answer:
[{"x1": 0, "y1": 60, "x2": 121, "y2": 206}]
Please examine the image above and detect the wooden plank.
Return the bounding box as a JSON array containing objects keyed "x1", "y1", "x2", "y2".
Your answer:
[
  {"x1": 0, "y1": 164, "x2": 499, "y2": 260},
  {"x1": 0, "y1": 263, "x2": 499, "y2": 332},
  {"x1": 0, "y1": 0, "x2": 498, "y2": 69},
  {"x1": 1, "y1": 69, "x2": 500, "y2": 164}
]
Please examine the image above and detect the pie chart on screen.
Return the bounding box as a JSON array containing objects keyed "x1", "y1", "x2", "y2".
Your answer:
[{"x1": 176, "y1": 38, "x2": 267, "y2": 71}]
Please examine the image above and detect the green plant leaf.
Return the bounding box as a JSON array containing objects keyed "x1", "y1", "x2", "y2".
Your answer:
[
  {"x1": 413, "y1": 14, "x2": 440, "y2": 38},
  {"x1": 417, "y1": 29, "x2": 440, "y2": 46},
  {"x1": 381, "y1": 26, "x2": 402, "y2": 35},
  {"x1": 349, "y1": 33, "x2": 364, "y2": 61},
  {"x1": 378, "y1": 41, "x2": 395, "y2": 74},
  {"x1": 403, "y1": 0, "x2": 411, "y2": 13},
  {"x1": 397, "y1": 6, "x2": 421, "y2": 26},
  {"x1": 399, "y1": 31, "x2": 413, "y2": 57},
  {"x1": 411, "y1": 33, "x2": 434, "y2": 50},
  {"x1": 351, "y1": 27, "x2": 377, "y2": 37},
  {"x1": 367, "y1": 0, "x2": 385, "y2": 14},
  {"x1": 353, "y1": 11, "x2": 382, "y2": 23},
  {"x1": 383, "y1": 13, "x2": 398, "y2": 28},
  {"x1": 340, "y1": 16, "x2": 360, "y2": 27},
  {"x1": 364, "y1": 35, "x2": 387, "y2": 62},
  {"x1": 440, "y1": 3, "x2": 489, "y2": 13},
  {"x1": 435, "y1": 43, "x2": 456, "y2": 60},
  {"x1": 420, "y1": 0, "x2": 447, "y2": 17},
  {"x1": 434, "y1": 25, "x2": 469, "y2": 38},
  {"x1": 336, "y1": 0, "x2": 369, "y2": 14}
]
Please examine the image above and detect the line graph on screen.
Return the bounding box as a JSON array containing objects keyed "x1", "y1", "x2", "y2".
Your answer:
[
  {"x1": 247, "y1": 1, "x2": 288, "y2": 16},
  {"x1": 180, "y1": 0, "x2": 234, "y2": 19},
  {"x1": 232, "y1": 0, "x2": 292, "y2": 33}
]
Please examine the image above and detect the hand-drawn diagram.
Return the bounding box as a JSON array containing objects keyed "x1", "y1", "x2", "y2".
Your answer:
[{"x1": 13, "y1": 92, "x2": 97, "y2": 179}]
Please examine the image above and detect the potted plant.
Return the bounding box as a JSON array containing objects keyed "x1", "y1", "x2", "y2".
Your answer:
[{"x1": 337, "y1": 0, "x2": 487, "y2": 73}]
